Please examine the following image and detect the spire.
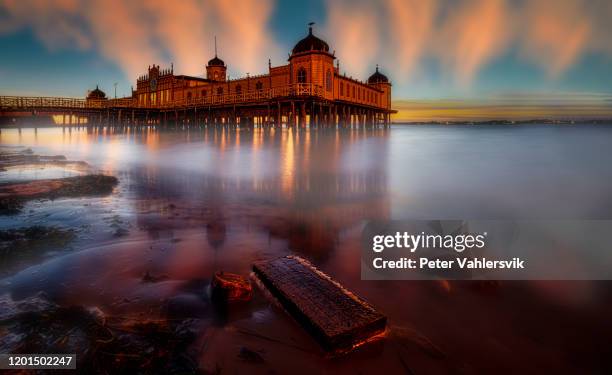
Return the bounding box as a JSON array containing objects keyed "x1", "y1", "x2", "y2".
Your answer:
[
  {"x1": 308, "y1": 22, "x2": 315, "y2": 35},
  {"x1": 376, "y1": 64, "x2": 379, "y2": 72},
  {"x1": 214, "y1": 35, "x2": 218, "y2": 57}
]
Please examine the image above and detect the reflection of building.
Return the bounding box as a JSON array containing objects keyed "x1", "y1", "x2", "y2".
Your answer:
[
  {"x1": 130, "y1": 129, "x2": 390, "y2": 261},
  {"x1": 123, "y1": 26, "x2": 394, "y2": 127}
]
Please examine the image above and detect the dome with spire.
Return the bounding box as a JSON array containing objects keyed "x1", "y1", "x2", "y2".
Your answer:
[
  {"x1": 291, "y1": 25, "x2": 330, "y2": 55},
  {"x1": 368, "y1": 66, "x2": 389, "y2": 84},
  {"x1": 208, "y1": 36, "x2": 225, "y2": 67},
  {"x1": 207, "y1": 55, "x2": 225, "y2": 67},
  {"x1": 87, "y1": 85, "x2": 106, "y2": 99}
]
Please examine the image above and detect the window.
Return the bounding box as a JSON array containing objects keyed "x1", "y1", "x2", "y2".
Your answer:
[
  {"x1": 217, "y1": 87, "x2": 223, "y2": 95},
  {"x1": 297, "y1": 67, "x2": 307, "y2": 83},
  {"x1": 201, "y1": 89, "x2": 206, "y2": 97},
  {"x1": 352, "y1": 86, "x2": 355, "y2": 98},
  {"x1": 340, "y1": 82, "x2": 344, "y2": 96},
  {"x1": 235, "y1": 85, "x2": 242, "y2": 94},
  {"x1": 326, "y1": 69, "x2": 332, "y2": 91},
  {"x1": 255, "y1": 81, "x2": 263, "y2": 91},
  {"x1": 187, "y1": 92, "x2": 192, "y2": 102}
]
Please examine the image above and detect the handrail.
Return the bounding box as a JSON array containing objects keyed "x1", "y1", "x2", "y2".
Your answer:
[{"x1": 0, "y1": 83, "x2": 326, "y2": 110}]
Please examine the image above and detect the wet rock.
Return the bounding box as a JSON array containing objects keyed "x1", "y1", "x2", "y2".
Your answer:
[
  {"x1": 0, "y1": 174, "x2": 118, "y2": 214},
  {"x1": 211, "y1": 271, "x2": 252, "y2": 303}
]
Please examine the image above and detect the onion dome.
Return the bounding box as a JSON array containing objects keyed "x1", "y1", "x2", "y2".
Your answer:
[
  {"x1": 292, "y1": 26, "x2": 330, "y2": 55},
  {"x1": 367, "y1": 66, "x2": 389, "y2": 84},
  {"x1": 207, "y1": 55, "x2": 225, "y2": 67},
  {"x1": 87, "y1": 85, "x2": 106, "y2": 99}
]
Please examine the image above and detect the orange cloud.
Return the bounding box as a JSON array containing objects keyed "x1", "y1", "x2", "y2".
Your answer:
[
  {"x1": 324, "y1": 0, "x2": 380, "y2": 79},
  {"x1": 210, "y1": 0, "x2": 281, "y2": 76},
  {"x1": 1, "y1": 0, "x2": 612, "y2": 89},
  {"x1": 0, "y1": 0, "x2": 280, "y2": 80},
  {"x1": 322, "y1": 0, "x2": 612, "y2": 88},
  {"x1": 435, "y1": 0, "x2": 512, "y2": 86},
  {"x1": 519, "y1": 0, "x2": 591, "y2": 77},
  {"x1": 384, "y1": 0, "x2": 437, "y2": 80}
]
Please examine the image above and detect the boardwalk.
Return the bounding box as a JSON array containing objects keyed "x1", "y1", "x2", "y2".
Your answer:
[{"x1": 0, "y1": 83, "x2": 391, "y2": 127}]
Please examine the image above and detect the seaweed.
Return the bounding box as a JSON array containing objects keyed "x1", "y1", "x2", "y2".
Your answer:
[{"x1": 0, "y1": 294, "x2": 200, "y2": 374}]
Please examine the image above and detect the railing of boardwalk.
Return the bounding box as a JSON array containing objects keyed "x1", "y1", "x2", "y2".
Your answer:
[
  {"x1": 160, "y1": 83, "x2": 325, "y2": 109},
  {"x1": 0, "y1": 83, "x2": 325, "y2": 111}
]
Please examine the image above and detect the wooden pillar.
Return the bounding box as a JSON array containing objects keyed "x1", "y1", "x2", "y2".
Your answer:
[
  {"x1": 300, "y1": 102, "x2": 306, "y2": 128},
  {"x1": 290, "y1": 101, "x2": 295, "y2": 127}
]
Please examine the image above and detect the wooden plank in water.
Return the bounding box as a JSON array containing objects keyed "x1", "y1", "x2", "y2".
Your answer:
[{"x1": 252, "y1": 255, "x2": 386, "y2": 352}]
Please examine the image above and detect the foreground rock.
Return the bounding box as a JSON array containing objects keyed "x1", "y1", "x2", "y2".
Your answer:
[
  {"x1": 0, "y1": 174, "x2": 118, "y2": 214},
  {"x1": 211, "y1": 271, "x2": 253, "y2": 302}
]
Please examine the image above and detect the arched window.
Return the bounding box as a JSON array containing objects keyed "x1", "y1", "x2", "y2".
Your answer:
[
  {"x1": 340, "y1": 82, "x2": 344, "y2": 96},
  {"x1": 201, "y1": 89, "x2": 206, "y2": 97},
  {"x1": 352, "y1": 86, "x2": 355, "y2": 98},
  {"x1": 235, "y1": 85, "x2": 242, "y2": 94},
  {"x1": 217, "y1": 87, "x2": 223, "y2": 95},
  {"x1": 187, "y1": 92, "x2": 192, "y2": 102},
  {"x1": 255, "y1": 81, "x2": 263, "y2": 91},
  {"x1": 326, "y1": 69, "x2": 332, "y2": 91},
  {"x1": 297, "y1": 67, "x2": 307, "y2": 84}
]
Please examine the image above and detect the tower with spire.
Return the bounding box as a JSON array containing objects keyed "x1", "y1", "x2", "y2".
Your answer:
[
  {"x1": 206, "y1": 36, "x2": 227, "y2": 82},
  {"x1": 289, "y1": 22, "x2": 336, "y2": 100}
]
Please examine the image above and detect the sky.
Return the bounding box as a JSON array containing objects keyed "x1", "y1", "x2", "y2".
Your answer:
[{"x1": 1, "y1": 0, "x2": 612, "y2": 121}]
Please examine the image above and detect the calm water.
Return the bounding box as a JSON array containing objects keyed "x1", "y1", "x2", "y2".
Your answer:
[{"x1": 1, "y1": 124, "x2": 612, "y2": 373}]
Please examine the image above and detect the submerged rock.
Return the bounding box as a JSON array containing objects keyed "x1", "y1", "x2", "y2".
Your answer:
[
  {"x1": 0, "y1": 226, "x2": 75, "y2": 254},
  {"x1": 211, "y1": 271, "x2": 253, "y2": 303},
  {"x1": 0, "y1": 226, "x2": 76, "y2": 275}
]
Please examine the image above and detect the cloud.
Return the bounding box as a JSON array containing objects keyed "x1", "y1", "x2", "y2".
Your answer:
[
  {"x1": 519, "y1": 0, "x2": 591, "y2": 77},
  {"x1": 210, "y1": 0, "x2": 281, "y2": 77},
  {"x1": 434, "y1": 0, "x2": 512, "y2": 86},
  {"x1": 323, "y1": 0, "x2": 380, "y2": 79},
  {"x1": 384, "y1": 0, "x2": 437, "y2": 80},
  {"x1": 0, "y1": 0, "x2": 280, "y2": 80},
  {"x1": 321, "y1": 0, "x2": 612, "y2": 87},
  {"x1": 1, "y1": 0, "x2": 612, "y2": 89}
]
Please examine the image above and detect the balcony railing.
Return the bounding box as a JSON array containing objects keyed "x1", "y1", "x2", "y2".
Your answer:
[{"x1": 0, "y1": 83, "x2": 326, "y2": 111}]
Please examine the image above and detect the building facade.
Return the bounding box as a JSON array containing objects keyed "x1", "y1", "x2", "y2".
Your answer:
[{"x1": 124, "y1": 26, "x2": 393, "y2": 126}]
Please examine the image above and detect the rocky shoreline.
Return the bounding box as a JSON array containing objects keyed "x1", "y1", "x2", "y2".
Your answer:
[{"x1": 0, "y1": 147, "x2": 118, "y2": 214}]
